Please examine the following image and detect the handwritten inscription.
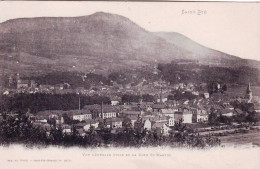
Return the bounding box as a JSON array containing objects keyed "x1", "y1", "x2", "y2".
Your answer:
[{"x1": 181, "y1": 9, "x2": 207, "y2": 15}]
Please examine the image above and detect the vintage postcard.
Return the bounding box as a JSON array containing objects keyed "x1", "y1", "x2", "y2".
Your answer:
[{"x1": 0, "y1": 1, "x2": 260, "y2": 169}]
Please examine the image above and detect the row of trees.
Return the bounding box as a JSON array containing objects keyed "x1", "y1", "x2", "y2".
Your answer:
[
  {"x1": 0, "y1": 93, "x2": 111, "y2": 113},
  {"x1": 158, "y1": 62, "x2": 259, "y2": 85}
]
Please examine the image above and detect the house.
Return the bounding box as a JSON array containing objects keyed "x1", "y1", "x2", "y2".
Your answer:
[
  {"x1": 75, "y1": 120, "x2": 99, "y2": 131},
  {"x1": 111, "y1": 100, "x2": 119, "y2": 106},
  {"x1": 62, "y1": 124, "x2": 72, "y2": 134},
  {"x1": 192, "y1": 113, "x2": 208, "y2": 123},
  {"x1": 174, "y1": 111, "x2": 193, "y2": 124},
  {"x1": 203, "y1": 93, "x2": 210, "y2": 99},
  {"x1": 17, "y1": 79, "x2": 29, "y2": 89},
  {"x1": 192, "y1": 91, "x2": 199, "y2": 96},
  {"x1": 106, "y1": 118, "x2": 123, "y2": 128},
  {"x1": 168, "y1": 117, "x2": 175, "y2": 127},
  {"x1": 83, "y1": 120, "x2": 99, "y2": 131},
  {"x1": 152, "y1": 123, "x2": 171, "y2": 135},
  {"x1": 35, "y1": 116, "x2": 48, "y2": 123}
]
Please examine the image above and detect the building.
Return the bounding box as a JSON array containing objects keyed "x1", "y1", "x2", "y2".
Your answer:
[
  {"x1": 111, "y1": 100, "x2": 119, "y2": 106},
  {"x1": 107, "y1": 118, "x2": 123, "y2": 128},
  {"x1": 73, "y1": 112, "x2": 92, "y2": 121},
  {"x1": 174, "y1": 110, "x2": 193, "y2": 124},
  {"x1": 17, "y1": 79, "x2": 29, "y2": 89},
  {"x1": 83, "y1": 104, "x2": 120, "y2": 119},
  {"x1": 192, "y1": 113, "x2": 208, "y2": 123},
  {"x1": 168, "y1": 117, "x2": 175, "y2": 127},
  {"x1": 152, "y1": 123, "x2": 171, "y2": 135},
  {"x1": 80, "y1": 120, "x2": 99, "y2": 131},
  {"x1": 160, "y1": 108, "x2": 178, "y2": 118},
  {"x1": 143, "y1": 119, "x2": 152, "y2": 130},
  {"x1": 62, "y1": 124, "x2": 72, "y2": 134},
  {"x1": 100, "y1": 111, "x2": 117, "y2": 119},
  {"x1": 203, "y1": 92, "x2": 210, "y2": 99}
]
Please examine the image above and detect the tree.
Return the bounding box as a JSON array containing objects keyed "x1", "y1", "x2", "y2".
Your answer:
[
  {"x1": 218, "y1": 115, "x2": 232, "y2": 125},
  {"x1": 246, "y1": 111, "x2": 259, "y2": 123},
  {"x1": 233, "y1": 113, "x2": 246, "y2": 123},
  {"x1": 222, "y1": 84, "x2": 227, "y2": 92},
  {"x1": 122, "y1": 118, "x2": 132, "y2": 128},
  {"x1": 141, "y1": 94, "x2": 154, "y2": 102},
  {"x1": 0, "y1": 111, "x2": 48, "y2": 146},
  {"x1": 47, "y1": 118, "x2": 56, "y2": 126},
  {"x1": 208, "y1": 112, "x2": 218, "y2": 125},
  {"x1": 62, "y1": 113, "x2": 73, "y2": 124}
]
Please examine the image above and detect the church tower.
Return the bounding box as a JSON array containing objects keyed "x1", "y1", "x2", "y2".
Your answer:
[{"x1": 245, "y1": 83, "x2": 253, "y2": 103}]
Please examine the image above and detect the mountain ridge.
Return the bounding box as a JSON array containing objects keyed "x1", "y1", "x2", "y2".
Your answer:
[{"x1": 0, "y1": 12, "x2": 259, "y2": 77}]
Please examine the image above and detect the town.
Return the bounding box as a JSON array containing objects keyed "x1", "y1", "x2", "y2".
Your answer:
[{"x1": 0, "y1": 68, "x2": 260, "y2": 148}]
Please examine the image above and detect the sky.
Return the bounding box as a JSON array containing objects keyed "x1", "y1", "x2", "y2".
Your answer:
[{"x1": 0, "y1": 1, "x2": 259, "y2": 61}]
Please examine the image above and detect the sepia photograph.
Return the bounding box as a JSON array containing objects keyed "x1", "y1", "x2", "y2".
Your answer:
[{"x1": 0, "y1": 1, "x2": 260, "y2": 169}]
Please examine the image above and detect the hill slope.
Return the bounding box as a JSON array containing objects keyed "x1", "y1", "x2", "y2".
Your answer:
[{"x1": 0, "y1": 12, "x2": 258, "y2": 77}]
